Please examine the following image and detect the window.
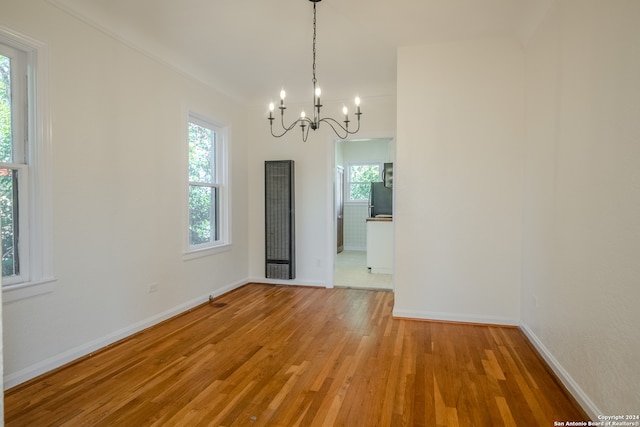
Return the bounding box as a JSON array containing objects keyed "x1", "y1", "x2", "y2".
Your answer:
[
  {"x1": 1, "y1": 28, "x2": 54, "y2": 297},
  {"x1": 0, "y1": 46, "x2": 25, "y2": 282},
  {"x1": 348, "y1": 163, "x2": 381, "y2": 202},
  {"x1": 187, "y1": 114, "x2": 228, "y2": 254}
]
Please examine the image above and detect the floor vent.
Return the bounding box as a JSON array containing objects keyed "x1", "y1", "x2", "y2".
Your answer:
[{"x1": 210, "y1": 302, "x2": 227, "y2": 308}]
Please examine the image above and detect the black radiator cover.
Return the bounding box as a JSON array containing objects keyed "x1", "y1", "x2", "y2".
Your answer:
[{"x1": 265, "y1": 160, "x2": 295, "y2": 279}]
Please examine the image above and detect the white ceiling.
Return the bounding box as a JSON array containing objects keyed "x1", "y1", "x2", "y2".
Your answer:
[{"x1": 50, "y1": 0, "x2": 552, "y2": 106}]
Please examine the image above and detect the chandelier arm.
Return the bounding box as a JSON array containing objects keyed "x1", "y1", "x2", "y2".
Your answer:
[
  {"x1": 318, "y1": 118, "x2": 348, "y2": 139},
  {"x1": 270, "y1": 116, "x2": 315, "y2": 138},
  {"x1": 318, "y1": 116, "x2": 362, "y2": 137},
  {"x1": 280, "y1": 111, "x2": 300, "y2": 132},
  {"x1": 270, "y1": 121, "x2": 294, "y2": 138},
  {"x1": 302, "y1": 122, "x2": 312, "y2": 142}
]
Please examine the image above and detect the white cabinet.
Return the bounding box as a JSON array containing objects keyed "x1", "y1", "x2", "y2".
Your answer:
[{"x1": 366, "y1": 219, "x2": 393, "y2": 274}]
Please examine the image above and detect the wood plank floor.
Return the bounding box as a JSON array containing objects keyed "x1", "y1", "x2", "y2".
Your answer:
[{"x1": 5, "y1": 283, "x2": 587, "y2": 426}]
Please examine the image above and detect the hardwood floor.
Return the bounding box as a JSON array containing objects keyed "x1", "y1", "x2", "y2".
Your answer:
[{"x1": 5, "y1": 283, "x2": 587, "y2": 426}]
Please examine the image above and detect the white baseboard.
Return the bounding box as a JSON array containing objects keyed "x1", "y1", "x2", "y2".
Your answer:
[
  {"x1": 3, "y1": 279, "x2": 248, "y2": 390},
  {"x1": 248, "y1": 277, "x2": 328, "y2": 288},
  {"x1": 392, "y1": 308, "x2": 520, "y2": 326},
  {"x1": 519, "y1": 324, "x2": 600, "y2": 420}
]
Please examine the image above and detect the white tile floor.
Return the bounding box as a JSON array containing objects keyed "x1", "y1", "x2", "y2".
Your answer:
[{"x1": 334, "y1": 250, "x2": 393, "y2": 290}]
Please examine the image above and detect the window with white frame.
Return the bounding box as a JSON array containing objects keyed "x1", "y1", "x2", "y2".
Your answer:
[
  {"x1": 0, "y1": 45, "x2": 25, "y2": 282},
  {"x1": 347, "y1": 163, "x2": 381, "y2": 202},
  {"x1": 187, "y1": 114, "x2": 228, "y2": 253},
  {"x1": 1, "y1": 29, "x2": 53, "y2": 295}
]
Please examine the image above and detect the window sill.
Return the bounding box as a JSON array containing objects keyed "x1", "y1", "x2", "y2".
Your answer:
[
  {"x1": 182, "y1": 243, "x2": 232, "y2": 261},
  {"x1": 2, "y1": 277, "x2": 57, "y2": 303}
]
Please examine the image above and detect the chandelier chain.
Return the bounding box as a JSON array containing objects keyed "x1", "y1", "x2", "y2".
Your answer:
[{"x1": 312, "y1": 2, "x2": 317, "y2": 88}]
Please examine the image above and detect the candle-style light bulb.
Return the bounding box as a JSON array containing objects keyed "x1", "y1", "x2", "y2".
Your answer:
[
  {"x1": 279, "y1": 90, "x2": 286, "y2": 108},
  {"x1": 315, "y1": 87, "x2": 321, "y2": 110},
  {"x1": 342, "y1": 106, "x2": 348, "y2": 116},
  {"x1": 355, "y1": 96, "x2": 361, "y2": 106},
  {"x1": 269, "y1": 102, "x2": 275, "y2": 112},
  {"x1": 300, "y1": 111, "x2": 306, "y2": 119},
  {"x1": 355, "y1": 96, "x2": 361, "y2": 115}
]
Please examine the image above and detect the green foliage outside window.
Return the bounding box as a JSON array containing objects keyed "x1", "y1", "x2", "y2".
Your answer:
[
  {"x1": 188, "y1": 123, "x2": 214, "y2": 183},
  {"x1": 0, "y1": 55, "x2": 11, "y2": 162},
  {"x1": 0, "y1": 54, "x2": 18, "y2": 277},
  {"x1": 349, "y1": 164, "x2": 380, "y2": 201},
  {"x1": 188, "y1": 122, "x2": 218, "y2": 246}
]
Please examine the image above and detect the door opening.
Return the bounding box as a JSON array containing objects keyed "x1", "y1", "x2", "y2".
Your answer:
[{"x1": 333, "y1": 138, "x2": 394, "y2": 290}]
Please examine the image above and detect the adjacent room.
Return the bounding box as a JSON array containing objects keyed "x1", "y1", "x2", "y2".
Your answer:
[
  {"x1": 1, "y1": 0, "x2": 638, "y2": 424},
  {"x1": 334, "y1": 138, "x2": 394, "y2": 290}
]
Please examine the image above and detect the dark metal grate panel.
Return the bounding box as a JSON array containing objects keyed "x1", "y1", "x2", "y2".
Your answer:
[{"x1": 265, "y1": 160, "x2": 295, "y2": 279}]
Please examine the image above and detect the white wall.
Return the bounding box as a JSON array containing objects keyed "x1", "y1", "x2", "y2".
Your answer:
[
  {"x1": 521, "y1": 0, "x2": 640, "y2": 416},
  {"x1": 247, "y1": 96, "x2": 396, "y2": 286},
  {"x1": 395, "y1": 38, "x2": 524, "y2": 325},
  {"x1": 1, "y1": 0, "x2": 249, "y2": 387},
  {"x1": 342, "y1": 139, "x2": 393, "y2": 166}
]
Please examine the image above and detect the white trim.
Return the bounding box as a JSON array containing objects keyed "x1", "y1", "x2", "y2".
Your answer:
[
  {"x1": 185, "y1": 113, "x2": 231, "y2": 253},
  {"x1": 249, "y1": 277, "x2": 328, "y2": 289},
  {"x1": 2, "y1": 278, "x2": 56, "y2": 303},
  {"x1": 182, "y1": 243, "x2": 232, "y2": 261},
  {"x1": 392, "y1": 308, "x2": 520, "y2": 327},
  {"x1": 519, "y1": 324, "x2": 599, "y2": 420},
  {"x1": 326, "y1": 135, "x2": 338, "y2": 290},
  {"x1": 3, "y1": 278, "x2": 249, "y2": 390}
]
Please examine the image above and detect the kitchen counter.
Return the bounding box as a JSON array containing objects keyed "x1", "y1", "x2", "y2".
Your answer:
[{"x1": 366, "y1": 217, "x2": 392, "y2": 222}]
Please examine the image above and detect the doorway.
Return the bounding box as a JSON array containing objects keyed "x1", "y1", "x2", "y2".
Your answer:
[
  {"x1": 333, "y1": 138, "x2": 394, "y2": 290},
  {"x1": 336, "y1": 166, "x2": 344, "y2": 254}
]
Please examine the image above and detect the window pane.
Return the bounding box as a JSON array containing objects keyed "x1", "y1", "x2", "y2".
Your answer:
[
  {"x1": 349, "y1": 164, "x2": 380, "y2": 201},
  {"x1": 188, "y1": 122, "x2": 215, "y2": 183},
  {"x1": 350, "y1": 183, "x2": 372, "y2": 201},
  {"x1": 189, "y1": 185, "x2": 218, "y2": 246},
  {"x1": 0, "y1": 168, "x2": 19, "y2": 277},
  {"x1": 350, "y1": 164, "x2": 379, "y2": 183},
  {"x1": 0, "y1": 54, "x2": 12, "y2": 163}
]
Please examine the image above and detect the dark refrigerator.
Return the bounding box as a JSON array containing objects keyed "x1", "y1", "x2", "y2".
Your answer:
[{"x1": 369, "y1": 182, "x2": 393, "y2": 217}]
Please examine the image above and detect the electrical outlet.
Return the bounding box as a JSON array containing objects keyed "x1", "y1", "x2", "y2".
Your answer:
[{"x1": 148, "y1": 283, "x2": 159, "y2": 293}]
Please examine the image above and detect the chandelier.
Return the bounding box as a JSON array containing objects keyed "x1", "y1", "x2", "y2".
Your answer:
[{"x1": 268, "y1": 0, "x2": 362, "y2": 142}]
